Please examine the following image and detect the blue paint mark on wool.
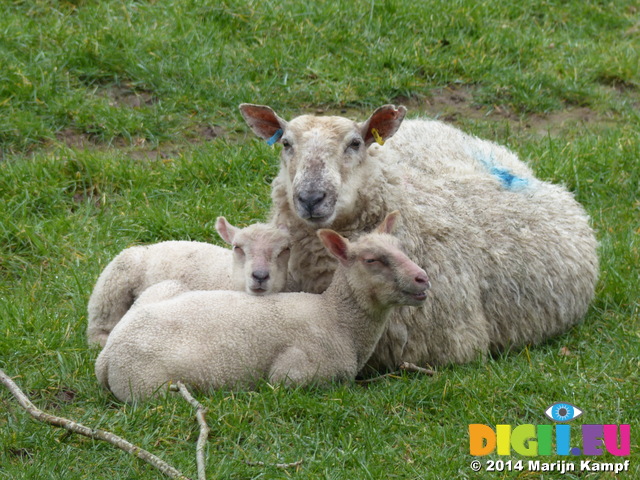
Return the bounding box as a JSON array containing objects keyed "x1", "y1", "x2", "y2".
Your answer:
[
  {"x1": 474, "y1": 150, "x2": 529, "y2": 191},
  {"x1": 488, "y1": 165, "x2": 529, "y2": 190}
]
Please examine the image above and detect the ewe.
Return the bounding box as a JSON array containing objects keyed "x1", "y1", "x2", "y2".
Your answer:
[
  {"x1": 240, "y1": 103, "x2": 599, "y2": 371},
  {"x1": 87, "y1": 217, "x2": 290, "y2": 347},
  {"x1": 95, "y1": 212, "x2": 430, "y2": 402}
]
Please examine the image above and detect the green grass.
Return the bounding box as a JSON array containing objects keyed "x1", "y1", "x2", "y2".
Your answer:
[
  {"x1": 1, "y1": 0, "x2": 638, "y2": 155},
  {"x1": 1, "y1": 0, "x2": 639, "y2": 478}
]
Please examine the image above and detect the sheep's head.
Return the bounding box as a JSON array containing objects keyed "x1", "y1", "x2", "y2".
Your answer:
[
  {"x1": 317, "y1": 211, "x2": 430, "y2": 310},
  {"x1": 216, "y1": 218, "x2": 290, "y2": 295},
  {"x1": 240, "y1": 104, "x2": 406, "y2": 227}
]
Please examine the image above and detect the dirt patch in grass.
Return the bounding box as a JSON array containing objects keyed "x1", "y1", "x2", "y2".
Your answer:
[
  {"x1": 186, "y1": 123, "x2": 225, "y2": 143},
  {"x1": 316, "y1": 84, "x2": 620, "y2": 137},
  {"x1": 54, "y1": 122, "x2": 224, "y2": 160},
  {"x1": 55, "y1": 128, "x2": 102, "y2": 150},
  {"x1": 7, "y1": 447, "x2": 34, "y2": 461},
  {"x1": 415, "y1": 84, "x2": 617, "y2": 136},
  {"x1": 100, "y1": 84, "x2": 156, "y2": 109},
  {"x1": 524, "y1": 107, "x2": 614, "y2": 136},
  {"x1": 53, "y1": 129, "x2": 177, "y2": 160}
]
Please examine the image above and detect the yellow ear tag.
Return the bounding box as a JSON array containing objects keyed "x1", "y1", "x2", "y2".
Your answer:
[{"x1": 371, "y1": 128, "x2": 385, "y2": 146}]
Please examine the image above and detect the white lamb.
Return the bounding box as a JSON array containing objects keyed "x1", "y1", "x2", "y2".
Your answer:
[
  {"x1": 86, "y1": 217, "x2": 290, "y2": 347},
  {"x1": 95, "y1": 211, "x2": 430, "y2": 402},
  {"x1": 239, "y1": 103, "x2": 599, "y2": 372}
]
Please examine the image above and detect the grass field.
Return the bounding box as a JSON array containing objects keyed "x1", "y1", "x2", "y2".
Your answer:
[{"x1": 1, "y1": 0, "x2": 639, "y2": 478}]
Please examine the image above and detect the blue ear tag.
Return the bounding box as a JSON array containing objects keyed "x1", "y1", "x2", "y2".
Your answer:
[{"x1": 266, "y1": 129, "x2": 283, "y2": 146}]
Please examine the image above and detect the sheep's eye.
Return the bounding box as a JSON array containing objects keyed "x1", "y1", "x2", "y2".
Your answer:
[
  {"x1": 282, "y1": 139, "x2": 292, "y2": 149},
  {"x1": 348, "y1": 138, "x2": 362, "y2": 150},
  {"x1": 233, "y1": 246, "x2": 245, "y2": 256},
  {"x1": 278, "y1": 247, "x2": 291, "y2": 258},
  {"x1": 363, "y1": 255, "x2": 390, "y2": 266}
]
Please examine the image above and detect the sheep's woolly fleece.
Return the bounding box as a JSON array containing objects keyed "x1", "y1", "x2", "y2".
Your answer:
[{"x1": 240, "y1": 103, "x2": 599, "y2": 371}]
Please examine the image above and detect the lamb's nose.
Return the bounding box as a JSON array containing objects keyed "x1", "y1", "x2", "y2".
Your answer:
[
  {"x1": 298, "y1": 190, "x2": 326, "y2": 213},
  {"x1": 252, "y1": 270, "x2": 270, "y2": 282},
  {"x1": 415, "y1": 273, "x2": 431, "y2": 289}
]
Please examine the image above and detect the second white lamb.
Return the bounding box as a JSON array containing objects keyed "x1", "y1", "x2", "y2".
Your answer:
[{"x1": 86, "y1": 217, "x2": 290, "y2": 346}]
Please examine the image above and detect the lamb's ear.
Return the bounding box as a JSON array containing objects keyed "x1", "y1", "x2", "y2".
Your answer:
[
  {"x1": 375, "y1": 210, "x2": 400, "y2": 235},
  {"x1": 359, "y1": 105, "x2": 407, "y2": 147},
  {"x1": 317, "y1": 229, "x2": 352, "y2": 266},
  {"x1": 239, "y1": 104, "x2": 288, "y2": 144},
  {"x1": 215, "y1": 216, "x2": 238, "y2": 245}
]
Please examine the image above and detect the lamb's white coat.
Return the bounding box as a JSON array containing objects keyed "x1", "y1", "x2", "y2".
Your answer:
[
  {"x1": 86, "y1": 219, "x2": 290, "y2": 347},
  {"x1": 239, "y1": 103, "x2": 599, "y2": 371},
  {"x1": 95, "y1": 213, "x2": 431, "y2": 402}
]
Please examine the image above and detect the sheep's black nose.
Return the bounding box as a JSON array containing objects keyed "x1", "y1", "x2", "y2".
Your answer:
[
  {"x1": 252, "y1": 270, "x2": 270, "y2": 282},
  {"x1": 298, "y1": 190, "x2": 326, "y2": 213}
]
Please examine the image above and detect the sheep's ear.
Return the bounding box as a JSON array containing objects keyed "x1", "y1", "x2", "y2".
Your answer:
[
  {"x1": 318, "y1": 229, "x2": 351, "y2": 266},
  {"x1": 239, "y1": 104, "x2": 288, "y2": 144},
  {"x1": 375, "y1": 210, "x2": 400, "y2": 234},
  {"x1": 216, "y1": 216, "x2": 238, "y2": 244},
  {"x1": 359, "y1": 105, "x2": 407, "y2": 147}
]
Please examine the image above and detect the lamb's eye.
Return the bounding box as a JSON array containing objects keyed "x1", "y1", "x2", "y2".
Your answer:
[
  {"x1": 282, "y1": 139, "x2": 292, "y2": 149},
  {"x1": 363, "y1": 258, "x2": 378, "y2": 264},
  {"x1": 278, "y1": 247, "x2": 291, "y2": 258},
  {"x1": 233, "y1": 246, "x2": 245, "y2": 256}
]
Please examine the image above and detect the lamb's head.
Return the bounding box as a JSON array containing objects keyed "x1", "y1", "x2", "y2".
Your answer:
[
  {"x1": 318, "y1": 211, "x2": 430, "y2": 310},
  {"x1": 240, "y1": 104, "x2": 407, "y2": 227},
  {"x1": 216, "y1": 217, "x2": 290, "y2": 295}
]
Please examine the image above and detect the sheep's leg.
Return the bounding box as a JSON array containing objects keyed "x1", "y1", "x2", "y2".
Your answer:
[
  {"x1": 268, "y1": 348, "x2": 315, "y2": 387},
  {"x1": 361, "y1": 319, "x2": 409, "y2": 375},
  {"x1": 384, "y1": 319, "x2": 409, "y2": 364}
]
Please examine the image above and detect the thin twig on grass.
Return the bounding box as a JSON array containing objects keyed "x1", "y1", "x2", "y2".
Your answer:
[
  {"x1": 0, "y1": 368, "x2": 191, "y2": 480},
  {"x1": 399, "y1": 362, "x2": 436, "y2": 376},
  {"x1": 245, "y1": 459, "x2": 304, "y2": 469},
  {"x1": 356, "y1": 362, "x2": 436, "y2": 384},
  {"x1": 170, "y1": 382, "x2": 210, "y2": 480}
]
